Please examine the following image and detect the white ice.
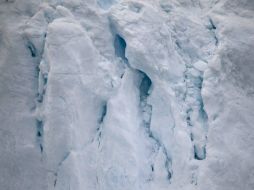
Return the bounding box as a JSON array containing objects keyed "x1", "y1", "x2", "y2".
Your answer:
[{"x1": 0, "y1": 0, "x2": 254, "y2": 190}]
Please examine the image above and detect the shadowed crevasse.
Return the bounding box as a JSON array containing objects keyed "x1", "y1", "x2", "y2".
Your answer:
[
  {"x1": 138, "y1": 70, "x2": 172, "y2": 182},
  {"x1": 112, "y1": 31, "x2": 173, "y2": 182},
  {"x1": 114, "y1": 34, "x2": 128, "y2": 64}
]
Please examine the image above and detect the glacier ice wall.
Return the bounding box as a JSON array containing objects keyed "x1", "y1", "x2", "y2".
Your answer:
[{"x1": 0, "y1": 0, "x2": 254, "y2": 190}]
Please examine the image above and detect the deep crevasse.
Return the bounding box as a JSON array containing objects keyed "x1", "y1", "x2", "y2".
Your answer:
[{"x1": 0, "y1": 0, "x2": 254, "y2": 190}]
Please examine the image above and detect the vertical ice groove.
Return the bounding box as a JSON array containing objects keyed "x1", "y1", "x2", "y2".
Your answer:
[
  {"x1": 26, "y1": 18, "x2": 50, "y2": 155},
  {"x1": 36, "y1": 41, "x2": 48, "y2": 155},
  {"x1": 25, "y1": 33, "x2": 47, "y2": 155},
  {"x1": 95, "y1": 102, "x2": 108, "y2": 147},
  {"x1": 112, "y1": 27, "x2": 173, "y2": 182},
  {"x1": 53, "y1": 151, "x2": 71, "y2": 188},
  {"x1": 184, "y1": 65, "x2": 208, "y2": 160},
  {"x1": 147, "y1": 131, "x2": 173, "y2": 181},
  {"x1": 26, "y1": 41, "x2": 37, "y2": 57},
  {"x1": 138, "y1": 70, "x2": 172, "y2": 182},
  {"x1": 27, "y1": 37, "x2": 46, "y2": 154},
  {"x1": 114, "y1": 34, "x2": 128, "y2": 64},
  {"x1": 98, "y1": 102, "x2": 107, "y2": 124},
  {"x1": 207, "y1": 17, "x2": 219, "y2": 46},
  {"x1": 36, "y1": 119, "x2": 44, "y2": 153},
  {"x1": 171, "y1": 15, "x2": 218, "y2": 161}
]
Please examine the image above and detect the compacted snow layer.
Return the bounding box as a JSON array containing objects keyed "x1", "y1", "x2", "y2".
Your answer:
[{"x1": 0, "y1": 0, "x2": 254, "y2": 190}]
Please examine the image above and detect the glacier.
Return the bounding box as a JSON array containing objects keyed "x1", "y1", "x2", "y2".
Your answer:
[{"x1": 0, "y1": 0, "x2": 254, "y2": 190}]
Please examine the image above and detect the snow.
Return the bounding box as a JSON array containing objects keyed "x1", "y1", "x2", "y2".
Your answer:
[{"x1": 0, "y1": 0, "x2": 254, "y2": 190}]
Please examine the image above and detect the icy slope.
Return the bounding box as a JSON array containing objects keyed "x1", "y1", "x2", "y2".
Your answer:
[{"x1": 0, "y1": 0, "x2": 254, "y2": 190}]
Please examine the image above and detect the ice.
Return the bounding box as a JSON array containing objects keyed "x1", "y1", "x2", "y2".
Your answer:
[{"x1": 0, "y1": 0, "x2": 254, "y2": 190}]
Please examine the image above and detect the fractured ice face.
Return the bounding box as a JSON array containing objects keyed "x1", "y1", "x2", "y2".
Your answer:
[{"x1": 0, "y1": 0, "x2": 254, "y2": 190}]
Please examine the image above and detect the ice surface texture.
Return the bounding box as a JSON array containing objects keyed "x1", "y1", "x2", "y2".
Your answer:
[{"x1": 0, "y1": 0, "x2": 254, "y2": 190}]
